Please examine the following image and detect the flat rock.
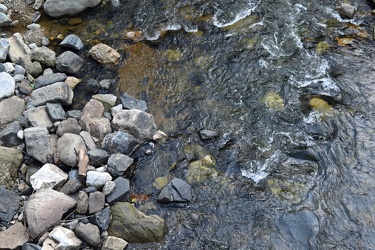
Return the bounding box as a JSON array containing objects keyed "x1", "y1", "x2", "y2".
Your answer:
[
  {"x1": 24, "y1": 29, "x2": 45, "y2": 47},
  {"x1": 0, "y1": 38, "x2": 9, "y2": 62},
  {"x1": 101, "y1": 131, "x2": 139, "y2": 155},
  {"x1": 44, "y1": 0, "x2": 101, "y2": 18},
  {"x1": 47, "y1": 226, "x2": 82, "y2": 249},
  {"x1": 56, "y1": 50, "x2": 83, "y2": 74},
  {"x1": 30, "y1": 163, "x2": 68, "y2": 191},
  {"x1": 60, "y1": 34, "x2": 84, "y2": 50},
  {"x1": 0, "y1": 120, "x2": 22, "y2": 146},
  {"x1": 24, "y1": 105, "x2": 54, "y2": 129},
  {"x1": 106, "y1": 177, "x2": 130, "y2": 204},
  {"x1": 56, "y1": 118, "x2": 82, "y2": 136},
  {"x1": 46, "y1": 102, "x2": 66, "y2": 122},
  {"x1": 0, "y1": 72, "x2": 15, "y2": 101},
  {"x1": 0, "y1": 146, "x2": 23, "y2": 188},
  {"x1": 157, "y1": 178, "x2": 192, "y2": 203},
  {"x1": 89, "y1": 43, "x2": 121, "y2": 66},
  {"x1": 120, "y1": 92, "x2": 148, "y2": 112},
  {"x1": 25, "y1": 188, "x2": 77, "y2": 239},
  {"x1": 86, "y1": 171, "x2": 112, "y2": 189},
  {"x1": 59, "y1": 179, "x2": 83, "y2": 195},
  {"x1": 80, "y1": 131, "x2": 96, "y2": 150},
  {"x1": 102, "y1": 236, "x2": 128, "y2": 250},
  {"x1": 199, "y1": 129, "x2": 218, "y2": 140},
  {"x1": 107, "y1": 153, "x2": 133, "y2": 177},
  {"x1": 8, "y1": 33, "x2": 32, "y2": 64},
  {"x1": 0, "y1": 222, "x2": 28, "y2": 249},
  {"x1": 0, "y1": 96, "x2": 25, "y2": 124},
  {"x1": 57, "y1": 133, "x2": 87, "y2": 166},
  {"x1": 87, "y1": 148, "x2": 109, "y2": 167},
  {"x1": 92, "y1": 94, "x2": 117, "y2": 112},
  {"x1": 75, "y1": 222, "x2": 101, "y2": 246},
  {"x1": 89, "y1": 191, "x2": 105, "y2": 214},
  {"x1": 35, "y1": 72, "x2": 67, "y2": 89},
  {"x1": 76, "y1": 190, "x2": 88, "y2": 214},
  {"x1": 0, "y1": 189, "x2": 21, "y2": 226},
  {"x1": 28, "y1": 82, "x2": 74, "y2": 107},
  {"x1": 89, "y1": 206, "x2": 111, "y2": 231},
  {"x1": 24, "y1": 126, "x2": 53, "y2": 164}
]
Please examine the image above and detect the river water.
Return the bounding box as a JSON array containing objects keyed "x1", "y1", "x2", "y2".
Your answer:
[{"x1": 37, "y1": 0, "x2": 375, "y2": 248}]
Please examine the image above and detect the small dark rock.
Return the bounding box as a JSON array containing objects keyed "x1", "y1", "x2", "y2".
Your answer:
[
  {"x1": 89, "y1": 207, "x2": 111, "y2": 232},
  {"x1": 60, "y1": 34, "x2": 84, "y2": 51},
  {"x1": 59, "y1": 179, "x2": 83, "y2": 195},
  {"x1": 106, "y1": 177, "x2": 130, "y2": 204},
  {"x1": 0, "y1": 120, "x2": 21, "y2": 146},
  {"x1": 56, "y1": 51, "x2": 83, "y2": 74},
  {"x1": 86, "y1": 78, "x2": 100, "y2": 93},
  {"x1": 66, "y1": 110, "x2": 82, "y2": 120},
  {"x1": 0, "y1": 189, "x2": 21, "y2": 226},
  {"x1": 157, "y1": 178, "x2": 192, "y2": 203},
  {"x1": 120, "y1": 92, "x2": 148, "y2": 112},
  {"x1": 34, "y1": 73, "x2": 67, "y2": 89},
  {"x1": 18, "y1": 79, "x2": 32, "y2": 95},
  {"x1": 101, "y1": 131, "x2": 139, "y2": 155},
  {"x1": 89, "y1": 191, "x2": 105, "y2": 214},
  {"x1": 87, "y1": 149, "x2": 109, "y2": 167},
  {"x1": 46, "y1": 103, "x2": 66, "y2": 122},
  {"x1": 107, "y1": 153, "x2": 133, "y2": 177}
]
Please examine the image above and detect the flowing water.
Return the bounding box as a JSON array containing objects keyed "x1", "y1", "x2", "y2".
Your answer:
[{"x1": 37, "y1": 0, "x2": 375, "y2": 248}]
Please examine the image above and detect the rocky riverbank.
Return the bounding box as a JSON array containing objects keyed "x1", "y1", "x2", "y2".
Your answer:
[{"x1": 0, "y1": 1, "x2": 198, "y2": 249}]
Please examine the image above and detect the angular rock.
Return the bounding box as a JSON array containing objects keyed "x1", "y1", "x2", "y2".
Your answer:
[
  {"x1": 0, "y1": 4, "x2": 7, "y2": 14},
  {"x1": 25, "y1": 188, "x2": 77, "y2": 239},
  {"x1": 24, "y1": 126, "x2": 53, "y2": 164},
  {"x1": 0, "y1": 189, "x2": 21, "y2": 225},
  {"x1": 89, "y1": 43, "x2": 121, "y2": 66},
  {"x1": 35, "y1": 72, "x2": 67, "y2": 89},
  {"x1": 107, "y1": 153, "x2": 133, "y2": 177},
  {"x1": 199, "y1": 129, "x2": 218, "y2": 140},
  {"x1": 60, "y1": 34, "x2": 84, "y2": 51},
  {"x1": 86, "y1": 171, "x2": 112, "y2": 189},
  {"x1": 48, "y1": 226, "x2": 82, "y2": 249},
  {"x1": 56, "y1": 50, "x2": 83, "y2": 74},
  {"x1": 92, "y1": 94, "x2": 117, "y2": 112},
  {"x1": 59, "y1": 179, "x2": 83, "y2": 195},
  {"x1": 8, "y1": 33, "x2": 32, "y2": 63},
  {"x1": 0, "y1": 222, "x2": 28, "y2": 249},
  {"x1": 0, "y1": 38, "x2": 9, "y2": 62},
  {"x1": 24, "y1": 105, "x2": 54, "y2": 129},
  {"x1": 24, "y1": 29, "x2": 45, "y2": 47},
  {"x1": 29, "y1": 82, "x2": 74, "y2": 107},
  {"x1": 102, "y1": 236, "x2": 128, "y2": 250},
  {"x1": 102, "y1": 180, "x2": 115, "y2": 195},
  {"x1": 87, "y1": 148, "x2": 109, "y2": 167},
  {"x1": 3, "y1": 62, "x2": 14, "y2": 73},
  {"x1": 89, "y1": 207, "x2": 111, "y2": 232},
  {"x1": 0, "y1": 96, "x2": 25, "y2": 125},
  {"x1": 101, "y1": 131, "x2": 139, "y2": 155},
  {"x1": 28, "y1": 61, "x2": 43, "y2": 78},
  {"x1": 65, "y1": 76, "x2": 81, "y2": 89},
  {"x1": 22, "y1": 243, "x2": 42, "y2": 250},
  {"x1": 99, "y1": 79, "x2": 114, "y2": 89},
  {"x1": 0, "y1": 12, "x2": 11, "y2": 27},
  {"x1": 338, "y1": 3, "x2": 357, "y2": 19},
  {"x1": 56, "y1": 118, "x2": 82, "y2": 136},
  {"x1": 80, "y1": 131, "x2": 96, "y2": 150},
  {"x1": 0, "y1": 72, "x2": 15, "y2": 101},
  {"x1": 44, "y1": 0, "x2": 102, "y2": 18},
  {"x1": 46, "y1": 102, "x2": 66, "y2": 122},
  {"x1": 157, "y1": 178, "x2": 192, "y2": 203},
  {"x1": 85, "y1": 78, "x2": 100, "y2": 93},
  {"x1": 89, "y1": 191, "x2": 105, "y2": 214},
  {"x1": 14, "y1": 64, "x2": 26, "y2": 75},
  {"x1": 106, "y1": 177, "x2": 130, "y2": 204},
  {"x1": 120, "y1": 92, "x2": 148, "y2": 112},
  {"x1": 67, "y1": 110, "x2": 81, "y2": 120},
  {"x1": 0, "y1": 120, "x2": 21, "y2": 146},
  {"x1": 76, "y1": 190, "x2": 88, "y2": 214},
  {"x1": 75, "y1": 222, "x2": 101, "y2": 246},
  {"x1": 18, "y1": 79, "x2": 33, "y2": 95},
  {"x1": 57, "y1": 133, "x2": 87, "y2": 166},
  {"x1": 109, "y1": 202, "x2": 166, "y2": 243},
  {"x1": 30, "y1": 163, "x2": 68, "y2": 191}
]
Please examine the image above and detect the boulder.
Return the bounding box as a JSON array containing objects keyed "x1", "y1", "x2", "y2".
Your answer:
[
  {"x1": 101, "y1": 131, "x2": 139, "y2": 155},
  {"x1": 8, "y1": 33, "x2": 32, "y2": 64},
  {"x1": 106, "y1": 177, "x2": 130, "y2": 204},
  {"x1": 0, "y1": 222, "x2": 28, "y2": 249},
  {"x1": 0, "y1": 146, "x2": 22, "y2": 188},
  {"x1": 44, "y1": 0, "x2": 102, "y2": 18},
  {"x1": 88, "y1": 191, "x2": 105, "y2": 214},
  {"x1": 89, "y1": 43, "x2": 121, "y2": 66},
  {"x1": 0, "y1": 96, "x2": 25, "y2": 125},
  {"x1": 25, "y1": 188, "x2": 77, "y2": 239},
  {"x1": 157, "y1": 178, "x2": 192, "y2": 203},
  {"x1": 46, "y1": 102, "x2": 66, "y2": 122},
  {"x1": 56, "y1": 51, "x2": 83, "y2": 74},
  {"x1": 109, "y1": 202, "x2": 166, "y2": 243},
  {"x1": 56, "y1": 118, "x2": 82, "y2": 136},
  {"x1": 102, "y1": 236, "x2": 128, "y2": 250},
  {"x1": 60, "y1": 34, "x2": 84, "y2": 50},
  {"x1": 0, "y1": 72, "x2": 15, "y2": 101},
  {"x1": 57, "y1": 133, "x2": 87, "y2": 166},
  {"x1": 107, "y1": 153, "x2": 133, "y2": 177},
  {"x1": 0, "y1": 120, "x2": 22, "y2": 146},
  {"x1": 28, "y1": 82, "x2": 74, "y2": 107},
  {"x1": 24, "y1": 105, "x2": 54, "y2": 129},
  {"x1": 0, "y1": 38, "x2": 9, "y2": 62},
  {"x1": 30, "y1": 163, "x2": 68, "y2": 191},
  {"x1": 120, "y1": 92, "x2": 148, "y2": 112},
  {"x1": 75, "y1": 222, "x2": 101, "y2": 246},
  {"x1": 46, "y1": 226, "x2": 82, "y2": 250},
  {"x1": 0, "y1": 189, "x2": 21, "y2": 226},
  {"x1": 24, "y1": 126, "x2": 53, "y2": 164},
  {"x1": 86, "y1": 171, "x2": 112, "y2": 189},
  {"x1": 87, "y1": 148, "x2": 109, "y2": 166},
  {"x1": 35, "y1": 72, "x2": 67, "y2": 89}
]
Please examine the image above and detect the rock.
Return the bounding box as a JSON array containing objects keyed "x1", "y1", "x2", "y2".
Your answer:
[
  {"x1": 99, "y1": 79, "x2": 114, "y2": 90},
  {"x1": 56, "y1": 51, "x2": 83, "y2": 74},
  {"x1": 67, "y1": 110, "x2": 81, "y2": 120},
  {"x1": 120, "y1": 92, "x2": 148, "y2": 112},
  {"x1": 33, "y1": 0, "x2": 43, "y2": 10},
  {"x1": 102, "y1": 180, "x2": 115, "y2": 195},
  {"x1": 28, "y1": 61, "x2": 43, "y2": 77},
  {"x1": 0, "y1": 96, "x2": 25, "y2": 124},
  {"x1": 0, "y1": 38, "x2": 9, "y2": 62},
  {"x1": 57, "y1": 133, "x2": 87, "y2": 166},
  {"x1": 338, "y1": 3, "x2": 357, "y2": 19},
  {"x1": 109, "y1": 202, "x2": 166, "y2": 242},
  {"x1": 0, "y1": 189, "x2": 21, "y2": 225},
  {"x1": 14, "y1": 74, "x2": 25, "y2": 82},
  {"x1": 56, "y1": 118, "x2": 82, "y2": 136},
  {"x1": 25, "y1": 188, "x2": 76, "y2": 239},
  {"x1": 24, "y1": 105, "x2": 54, "y2": 129},
  {"x1": 101, "y1": 131, "x2": 139, "y2": 155},
  {"x1": 0, "y1": 222, "x2": 28, "y2": 249},
  {"x1": 0, "y1": 12, "x2": 11, "y2": 27},
  {"x1": 14, "y1": 64, "x2": 26, "y2": 75},
  {"x1": 92, "y1": 94, "x2": 117, "y2": 112},
  {"x1": 44, "y1": 0, "x2": 102, "y2": 18},
  {"x1": 59, "y1": 179, "x2": 83, "y2": 195},
  {"x1": 8, "y1": 33, "x2": 32, "y2": 64},
  {"x1": 157, "y1": 178, "x2": 192, "y2": 203},
  {"x1": 80, "y1": 131, "x2": 96, "y2": 150},
  {"x1": 152, "y1": 130, "x2": 168, "y2": 144},
  {"x1": 0, "y1": 4, "x2": 7, "y2": 13},
  {"x1": 0, "y1": 72, "x2": 15, "y2": 101},
  {"x1": 112, "y1": 109, "x2": 157, "y2": 142},
  {"x1": 0, "y1": 146, "x2": 22, "y2": 189},
  {"x1": 28, "y1": 82, "x2": 74, "y2": 107},
  {"x1": 30, "y1": 163, "x2": 68, "y2": 191},
  {"x1": 89, "y1": 207, "x2": 111, "y2": 231},
  {"x1": 187, "y1": 155, "x2": 217, "y2": 184},
  {"x1": 47, "y1": 226, "x2": 82, "y2": 249},
  {"x1": 35, "y1": 73, "x2": 67, "y2": 89},
  {"x1": 0, "y1": 120, "x2": 21, "y2": 146},
  {"x1": 102, "y1": 236, "x2": 128, "y2": 250},
  {"x1": 60, "y1": 34, "x2": 84, "y2": 51},
  {"x1": 46, "y1": 102, "x2": 66, "y2": 122},
  {"x1": 86, "y1": 171, "x2": 112, "y2": 189},
  {"x1": 22, "y1": 243, "x2": 42, "y2": 250},
  {"x1": 87, "y1": 149, "x2": 109, "y2": 167},
  {"x1": 18, "y1": 79, "x2": 32, "y2": 94},
  {"x1": 89, "y1": 191, "x2": 105, "y2": 214},
  {"x1": 24, "y1": 126, "x2": 53, "y2": 164},
  {"x1": 89, "y1": 43, "x2": 121, "y2": 66},
  {"x1": 106, "y1": 177, "x2": 130, "y2": 204},
  {"x1": 107, "y1": 153, "x2": 133, "y2": 177},
  {"x1": 75, "y1": 222, "x2": 101, "y2": 246},
  {"x1": 76, "y1": 190, "x2": 88, "y2": 214},
  {"x1": 3, "y1": 62, "x2": 14, "y2": 74},
  {"x1": 199, "y1": 129, "x2": 218, "y2": 140},
  {"x1": 85, "y1": 78, "x2": 100, "y2": 93},
  {"x1": 24, "y1": 29, "x2": 45, "y2": 47}
]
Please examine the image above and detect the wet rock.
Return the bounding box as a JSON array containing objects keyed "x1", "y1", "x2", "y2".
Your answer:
[
  {"x1": 76, "y1": 190, "x2": 88, "y2": 214},
  {"x1": 56, "y1": 118, "x2": 82, "y2": 136},
  {"x1": 22, "y1": 243, "x2": 42, "y2": 250},
  {"x1": 0, "y1": 222, "x2": 28, "y2": 249},
  {"x1": 86, "y1": 171, "x2": 112, "y2": 189},
  {"x1": 0, "y1": 72, "x2": 15, "y2": 101},
  {"x1": 199, "y1": 129, "x2": 218, "y2": 140},
  {"x1": 8, "y1": 33, "x2": 32, "y2": 64},
  {"x1": 101, "y1": 131, "x2": 139, "y2": 155},
  {"x1": 0, "y1": 96, "x2": 25, "y2": 124},
  {"x1": 112, "y1": 109, "x2": 157, "y2": 142},
  {"x1": 107, "y1": 153, "x2": 133, "y2": 177},
  {"x1": 89, "y1": 191, "x2": 105, "y2": 214},
  {"x1": 80, "y1": 131, "x2": 96, "y2": 150},
  {"x1": 157, "y1": 178, "x2": 192, "y2": 203},
  {"x1": 0, "y1": 38, "x2": 9, "y2": 62},
  {"x1": 24, "y1": 105, "x2": 54, "y2": 129},
  {"x1": 187, "y1": 155, "x2": 217, "y2": 184},
  {"x1": 338, "y1": 3, "x2": 357, "y2": 19},
  {"x1": 60, "y1": 34, "x2": 84, "y2": 51},
  {"x1": 0, "y1": 189, "x2": 21, "y2": 225},
  {"x1": 44, "y1": 0, "x2": 102, "y2": 18},
  {"x1": 106, "y1": 177, "x2": 130, "y2": 204},
  {"x1": 47, "y1": 226, "x2": 82, "y2": 249},
  {"x1": 57, "y1": 133, "x2": 87, "y2": 166},
  {"x1": 55, "y1": 50, "x2": 83, "y2": 74},
  {"x1": 109, "y1": 202, "x2": 166, "y2": 243},
  {"x1": 85, "y1": 78, "x2": 100, "y2": 93},
  {"x1": 25, "y1": 188, "x2": 76, "y2": 239},
  {"x1": 0, "y1": 120, "x2": 21, "y2": 146},
  {"x1": 89, "y1": 43, "x2": 121, "y2": 66},
  {"x1": 34, "y1": 72, "x2": 67, "y2": 89},
  {"x1": 28, "y1": 82, "x2": 74, "y2": 107},
  {"x1": 46, "y1": 102, "x2": 66, "y2": 122},
  {"x1": 59, "y1": 179, "x2": 83, "y2": 195},
  {"x1": 87, "y1": 149, "x2": 109, "y2": 167},
  {"x1": 92, "y1": 94, "x2": 117, "y2": 112},
  {"x1": 24, "y1": 126, "x2": 53, "y2": 164},
  {"x1": 89, "y1": 206, "x2": 110, "y2": 232},
  {"x1": 0, "y1": 12, "x2": 11, "y2": 27},
  {"x1": 102, "y1": 236, "x2": 128, "y2": 250},
  {"x1": 120, "y1": 92, "x2": 148, "y2": 112},
  {"x1": 75, "y1": 222, "x2": 101, "y2": 246},
  {"x1": 30, "y1": 163, "x2": 68, "y2": 191},
  {"x1": 99, "y1": 79, "x2": 114, "y2": 90}
]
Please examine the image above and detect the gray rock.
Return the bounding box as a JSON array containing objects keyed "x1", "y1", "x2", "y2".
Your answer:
[
  {"x1": 0, "y1": 120, "x2": 21, "y2": 146},
  {"x1": 0, "y1": 12, "x2": 11, "y2": 27},
  {"x1": 56, "y1": 118, "x2": 82, "y2": 136},
  {"x1": 27, "y1": 23, "x2": 41, "y2": 30},
  {"x1": 30, "y1": 163, "x2": 68, "y2": 191},
  {"x1": 85, "y1": 78, "x2": 100, "y2": 93},
  {"x1": 42, "y1": 37, "x2": 49, "y2": 46},
  {"x1": 92, "y1": 94, "x2": 117, "y2": 112},
  {"x1": 99, "y1": 79, "x2": 114, "y2": 90},
  {"x1": 89, "y1": 191, "x2": 105, "y2": 214},
  {"x1": 14, "y1": 64, "x2": 26, "y2": 75},
  {"x1": 24, "y1": 126, "x2": 53, "y2": 164},
  {"x1": 0, "y1": 96, "x2": 25, "y2": 124},
  {"x1": 0, "y1": 146, "x2": 23, "y2": 188},
  {"x1": 89, "y1": 206, "x2": 111, "y2": 232},
  {"x1": 0, "y1": 189, "x2": 21, "y2": 225},
  {"x1": 33, "y1": 0, "x2": 43, "y2": 10},
  {"x1": 0, "y1": 222, "x2": 28, "y2": 249},
  {"x1": 102, "y1": 236, "x2": 128, "y2": 250},
  {"x1": 55, "y1": 50, "x2": 83, "y2": 74},
  {"x1": 13, "y1": 74, "x2": 25, "y2": 82},
  {"x1": 120, "y1": 92, "x2": 148, "y2": 112},
  {"x1": 57, "y1": 133, "x2": 87, "y2": 166},
  {"x1": 199, "y1": 129, "x2": 218, "y2": 140},
  {"x1": 86, "y1": 171, "x2": 112, "y2": 189},
  {"x1": 102, "y1": 180, "x2": 115, "y2": 195},
  {"x1": 3, "y1": 62, "x2": 14, "y2": 74},
  {"x1": 46, "y1": 102, "x2": 66, "y2": 122},
  {"x1": 89, "y1": 43, "x2": 121, "y2": 66},
  {"x1": 106, "y1": 177, "x2": 130, "y2": 204},
  {"x1": 0, "y1": 38, "x2": 9, "y2": 62},
  {"x1": 107, "y1": 153, "x2": 133, "y2": 177},
  {"x1": 112, "y1": 108, "x2": 157, "y2": 142},
  {"x1": 28, "y1": 82, "x2": 74, "y2": 107},
  {"x1": 338, "y1": 3, "x2": 357, "y2": 19},
  {"x1": 31, "y1": 11, "x2": 42, "y2": 23},
  {"x1": 22, "y1": 243, "x2": 42, "y2": 250},
  {"x1": 60, "y1": 34, "x2": 84, "y2": 51},
  {"x1": 75, "y1": 222, "x2": 101, "y2": 246},
  {"x1": 44, "y1": 0, "x2": 102, "y2": 18},
  {"x1": 59, "y1": 179, "x2": 83, "y2": 195},
  {"x1": 25, "y1": 188, "x2": 77, "y2": 239},
  {"x1": 28, "y1": 61, "x2": 43, "y2": 77},
  {"x1": 87, "y1": 149, "x2": 109, "y2": 167},
  {"x1": 0, "y1": 72, "x2": 15, "y2": 101},
  {"x1": 0, "y1": 4, "x2": 7, "y2": 13},
  {"x1": 18, "y1": 80, "x2": 33, "y2": 95},
  {"x1": 32, "y1": 46, "x2": 56, "y2": 68},
  {"x1": 24, "y1": 105, "x2": 54, "y2": 129},
  {"x1": 43, "y1": 68, "x2": 54, "y2": 75},
  {"x1": 8, "y1": 33, "x2": 32, "y2": 64},
  {"x1": 67, "y1": 110, "x2": 82, "y2": 120},
  {"x1": 24, "y1": 29, "x2": 45, "y2": 47},
  {"x1": 47, "y1": 226, "x2": 82, "y2": 249},
  {"x1": 80, "y1": 131, "x2": 96, "y2": 150},
  {"x1": 76, "y1": 190, "x2": 88, "y2": 214},
  {"x1": 101, "y1": 131, "x2": 139, "y2": 155}
]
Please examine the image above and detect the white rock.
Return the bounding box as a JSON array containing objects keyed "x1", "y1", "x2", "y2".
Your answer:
[
  {"x1": 30, "y1": 163, "x2": 68, "y2": 191},
  {"x1": 86, "y1": 171, "x2": 112, "y2": 189},
  {"x1": 0, "y1": 72, "x2": 15, "y2": 101},
  {"x1": 102, "y1": 180, "x2": 115, "y2": 195},
  {"x1": 48, "y1": 226, "x2": 82, "y2": 250},
  {"x1": 102, "y1": 236, "x2": 128, "y2": 250},
  {"x1": 3, "y1": 62, "x2": 14, "y2": 74}
]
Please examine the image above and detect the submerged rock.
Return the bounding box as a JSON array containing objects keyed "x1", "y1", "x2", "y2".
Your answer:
[
  {"x1": 89, "y1": 43, "x2": 121, "y2": 66},
  {"x1": 186, "y1": 155, "x2": 217, "y2": 184},
  {"x1": 56, "y1": 50, "x2": 83, "y2": 74}
]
